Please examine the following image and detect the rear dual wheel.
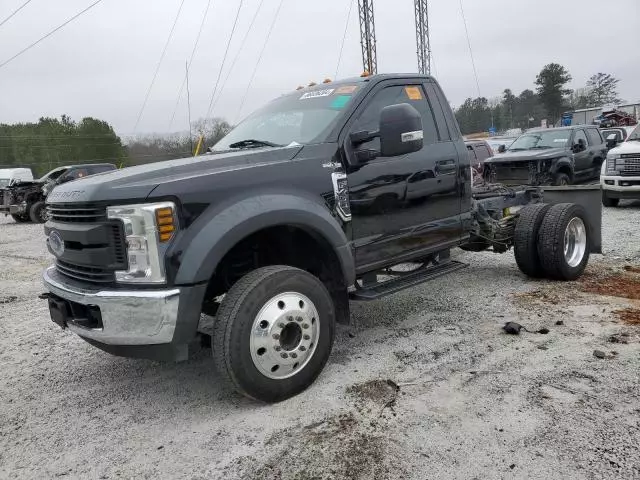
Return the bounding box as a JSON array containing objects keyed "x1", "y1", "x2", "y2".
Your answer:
[
  {"x1": 515, "y1": 203, "x2": 590, "y2": 281},
  {"x1": 213, "y1": 266, "x2": 335, "y2": 403}
]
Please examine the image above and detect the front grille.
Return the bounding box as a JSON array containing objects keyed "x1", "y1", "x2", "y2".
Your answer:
[
  {"x1": 48, "y1": 203, "x2": 106, "y2": 223},
  {"x1": 55, "y1": 260, "x2": 115, "y2": 284},
  {"x1": 3, "y1": 190, "x2": 12, "y2": 207},
  {"x1": 620, "y1": 156, "x2": 640, "y2": 177}
]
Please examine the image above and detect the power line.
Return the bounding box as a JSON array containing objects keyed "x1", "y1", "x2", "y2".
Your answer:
[
  {"x1": 235, "y1": 0, "x2": 285, "y2": 123},
  {"x1": 204, "y1": 0, "x2": 245, "y2": 122},
  {"x1": 168, "y1": 0, "x2": 215, "y2": 130},
  {"x1": 207, "y1": 0, "x2": 265, "y2": 117},
  {"x1": 0, "y1": 0, "x2": 104, "y2": 70},
  {"x1": 133, "y1": 0, "x2": 187, "y2": 133},
  {"x1": 459, "y1": 0, "x2": 481, "y2": 98},
  {"x1": 0, "y1": 0, "x2": 33, "y2": 28},
  {"x1": 335, "y1": 0, "x2": 355, "y2": 79}
]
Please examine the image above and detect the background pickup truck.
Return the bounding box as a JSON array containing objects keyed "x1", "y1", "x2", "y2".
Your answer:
[
  {"x1": 483, "y1": 126, "x2": 607, "y2": 186},
  {"x1": 41, "y1": 74, "x2": 601, "y2": 402}
]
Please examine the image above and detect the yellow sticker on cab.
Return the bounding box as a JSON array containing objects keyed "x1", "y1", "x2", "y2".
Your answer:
[{"x1": 405, "y1": 86, "x2": 423, "y2": 100}]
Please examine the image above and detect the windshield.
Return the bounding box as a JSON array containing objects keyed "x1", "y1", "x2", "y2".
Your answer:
[
  {"x1": 211, "y1": 85, "x2": 361, "y2": 152},
  {"x1": 0, "y1": 179, "x2": 10, "y2": 188},
  {"x1": 508, "y1": 130, "x2": 570, "y2": 151},
  {"x1": 39, "y1": 167, "x2": 67, "y2": 182},
  {"x1": 627, "y1": 124, "x2": 640, "y2": 142}
]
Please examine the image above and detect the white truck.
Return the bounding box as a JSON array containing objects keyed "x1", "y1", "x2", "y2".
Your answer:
[{"x1": 601, "y1": 124, "x2": 640, "y2": 207}]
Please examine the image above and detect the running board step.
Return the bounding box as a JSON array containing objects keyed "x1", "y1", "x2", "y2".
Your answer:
[{"x1": 349, "y1": 261, "x2": 468, "y2": 301}]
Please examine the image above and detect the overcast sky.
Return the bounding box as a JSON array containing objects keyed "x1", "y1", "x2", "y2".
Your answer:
[{"x1": 0, "y1": 0, "x2": 638, "y2": 137}]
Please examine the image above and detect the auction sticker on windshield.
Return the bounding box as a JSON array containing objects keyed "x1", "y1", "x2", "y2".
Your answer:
[
  {"x1": 553, "y1": 138, "x2": 568, "y2": 142},
  {"x1": 300, "y1": 89, "x2": 334, "y2": 100}
]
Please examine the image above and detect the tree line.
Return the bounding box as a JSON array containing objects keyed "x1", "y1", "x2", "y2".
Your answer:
[
  {"x1": 454, "y1": 64, "x2": 624, "y2": 135},
  {"x1": 0, "y1": 116, "x2": 231, "y2": 176}
]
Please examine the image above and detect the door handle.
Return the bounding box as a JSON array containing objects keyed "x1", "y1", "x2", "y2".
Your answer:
[{"x1": 436, "y1": 160, "x2": 457, "y2": 174}]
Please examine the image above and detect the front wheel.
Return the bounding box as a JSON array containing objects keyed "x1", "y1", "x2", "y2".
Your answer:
[
  {"x1": 29, "y1": 201, "x2": 48, "y2": 223},
  {"x1": 212, "y1": 266, "x2": 336, "y2": 402},
  {"x1": 553, "y1": 173, "x2": 571, "y2": 186}
]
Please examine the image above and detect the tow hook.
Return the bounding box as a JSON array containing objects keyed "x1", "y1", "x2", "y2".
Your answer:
[{"x1": 38, "y1": 292, "x2": 52, "y2": 300}]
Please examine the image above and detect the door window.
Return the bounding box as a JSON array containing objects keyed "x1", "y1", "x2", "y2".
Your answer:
[
  {"x1": 350, "y1": 85, "x2": 439, "y2": 150},
  {"x1": 474, "y1": 145, "x2": 492, "y2": 161},
  {"x1": 573, "y1": 130, "x2": 588, "y2": 148},
  {"x1": 586, "y1": 128, "x2": 603, "y2": 146}
]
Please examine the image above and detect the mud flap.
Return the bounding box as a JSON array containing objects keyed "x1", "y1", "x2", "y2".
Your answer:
[{"x1": 536, "y1": 185, "x2": 602, "y2": 254}]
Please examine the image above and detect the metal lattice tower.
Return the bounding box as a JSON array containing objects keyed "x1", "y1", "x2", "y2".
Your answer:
[
  {"x1": 357, "y1": 0, "x2": 377, "y2": 74},
  {"x1": 414, "y1": 0, "x2": 431, "y2": 75}
]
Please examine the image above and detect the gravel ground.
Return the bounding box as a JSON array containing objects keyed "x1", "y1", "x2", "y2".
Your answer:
[{"x1": 1, "y1": 201, "x2": 639, "y2": 479}]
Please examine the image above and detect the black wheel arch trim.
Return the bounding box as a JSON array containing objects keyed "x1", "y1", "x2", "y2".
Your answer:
[{"x1": 172, "y1": 193, "x2": 355, "y2": 287}]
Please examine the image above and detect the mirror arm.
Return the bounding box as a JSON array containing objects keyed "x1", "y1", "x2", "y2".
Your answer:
[{"x1": 350, "y1": 130, "x2": 380, "y2": 146}]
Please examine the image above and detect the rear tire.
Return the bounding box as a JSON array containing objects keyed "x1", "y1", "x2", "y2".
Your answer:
[
  {"x1": 10, "y1": 214, "x2": 30, "y2": 223},
  {"x1": 601, "y1": 193, "x2": 619, "y2": 207},
  {"x1": 29, "y1": 201, "x2": 48, "y2": 223},
  {"x1": 212, "y1": 265, "x2": 336, "y2": 402},
  {"x1": 514, "y1": 203, "x2": 551, "y2": 277},
  {"x1": 537, "y1": 203, "x2": 590, "y2": 281},
  {"x1": 553, "y1": 173, "x2": 571, "y2": 186}
]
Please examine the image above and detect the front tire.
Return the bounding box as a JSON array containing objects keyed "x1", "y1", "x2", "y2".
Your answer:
[
  {"x1": 29, "y1": 201, "x2": 48, "y2": 223},
  {"x1": 601, "y1": 193, "x2": 619, "y2": 207},
  {"x1": 537, "y1": 203, "x2": 590, "y2": 280},
  {"x1": 514, "y1": 203, "x2": 551, "y2": 277},
  {"x1": 553, "y1": 173, "x2": 571, "y2": 186},
  {"x1": 213, "y1": 266, "x2": 336, "y2": 402}
]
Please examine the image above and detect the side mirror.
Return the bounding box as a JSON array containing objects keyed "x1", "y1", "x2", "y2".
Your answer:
[
  {"x1": 497, "y1": 144, "x2": 506, "y2": 153},
  {"x1": 606, "y1": 133, "x2": 618, "y2": 149},
  {"x1": 379, "y1": 103, "x2": 423, "y2": 157}
]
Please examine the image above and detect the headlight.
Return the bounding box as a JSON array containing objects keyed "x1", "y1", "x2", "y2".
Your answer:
[
  {"x1": 606, "y1": 154, "x2": 621, "y2": 173},
  {"x1": 107, "y1": 201, "x2": 177, "y2": 284}
]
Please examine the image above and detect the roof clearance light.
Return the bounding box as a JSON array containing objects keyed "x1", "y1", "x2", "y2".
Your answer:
[
  {"x1": 308, "y1": 82, "x2": 317, "y2": 87},
  {"x1": 323, "y1": 78, "x2": 332, "y2": 84},
  {"x1": 360, "y1": 71, "x2": 370, "y2": 78},
  {"x1": 296, "y1": 86, "x2": 304, "y2": 90}
]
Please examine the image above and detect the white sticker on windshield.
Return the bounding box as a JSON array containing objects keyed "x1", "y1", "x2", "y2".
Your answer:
[
  {"x1": 553, "y1": 138, "x2": 568, "y2": 142},
  {"x1": 300, "y1": 88, "x2": 334, "y2": 100}
]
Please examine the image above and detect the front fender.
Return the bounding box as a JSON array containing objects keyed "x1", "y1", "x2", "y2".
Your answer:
[{"x1": 173, "y1": 194, "x2": 355, "y2": 286}]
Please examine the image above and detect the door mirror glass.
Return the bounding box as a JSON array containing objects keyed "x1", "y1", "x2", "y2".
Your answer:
[
  {"x1": 379, "y1": 103, "x2": 423, "y2": 157},
  {"x1": 606, "y1": 133, "x2": 618, "y2": 148}
]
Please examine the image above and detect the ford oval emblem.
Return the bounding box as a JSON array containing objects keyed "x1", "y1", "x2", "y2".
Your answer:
[{"x1": 49, "y1": 231, "x2": 65, "y2": 257}]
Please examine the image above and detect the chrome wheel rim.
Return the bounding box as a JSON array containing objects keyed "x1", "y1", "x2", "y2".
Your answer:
[
  {"x1": 564, "y1": 217, "x2": 586, "y2": 267},
  {"x1": 249, "y1": 292, "x2": 320, "y2": 380}
]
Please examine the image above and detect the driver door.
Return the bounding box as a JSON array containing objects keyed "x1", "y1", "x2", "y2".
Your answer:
[
  {"x1": 343, "y1": 81, "x2": 465, "y2": 271},
  {"x1": 571, "y1": 129, "x2": 591, "y2": 174}
]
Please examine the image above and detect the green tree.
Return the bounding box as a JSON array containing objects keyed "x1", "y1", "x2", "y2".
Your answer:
[
  {"x1": 586, "y1": 73, "x2": 622, "y2": 106},
  {"x1": 0, "y1": 116, "x2": 126, "y2": 176},
  {"x1": 535, "y1": 63, "x2": 573, "y2": 123}
]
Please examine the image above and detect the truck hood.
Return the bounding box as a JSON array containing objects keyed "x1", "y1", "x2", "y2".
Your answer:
[
  {"x1": 46, "y1": 146, "x2": 303, "y2": 204},
  {"x1": 484, "y1": 147, "x2": 569, "y2": 164},
  {"x1": 608, "y1": 141, "x2": 640, "y2": 156}
]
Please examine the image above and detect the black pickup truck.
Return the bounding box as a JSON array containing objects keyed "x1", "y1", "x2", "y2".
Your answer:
[
  {"x1": 484, "y1": 126, "x2": 607, "y2": 186},
  {"x1": 41, "y1": 74, "x2": 602, "y2": 402}
]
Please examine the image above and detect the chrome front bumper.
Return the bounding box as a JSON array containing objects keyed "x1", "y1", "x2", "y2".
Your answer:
[{"x1": 43, "y1": 266, "x2": 181, "y2": 345}]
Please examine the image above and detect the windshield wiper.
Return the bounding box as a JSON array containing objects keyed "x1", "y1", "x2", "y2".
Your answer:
[
  {"x1": 228, "y1": 139, "x2": 283, "y2": 149},
  {"x1": 530, "y1": 146, "x2": 552, "y2": 149},
  {"x1": 507, "y1": 148, "x2": 526, "y2": 152}
]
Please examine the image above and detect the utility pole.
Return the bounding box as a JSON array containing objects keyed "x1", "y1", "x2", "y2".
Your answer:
[
  {"x1": 357, "y1": 0, "x2": 377, "y2": 74},
  {"x1": 185, "y1": 61, "x2": 193, "y2": 155},
  {"x1": 414, "y1": 0, "x2": 431, "y2": 75}
]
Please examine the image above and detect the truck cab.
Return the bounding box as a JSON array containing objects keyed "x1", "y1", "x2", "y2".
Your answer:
[{"x1": 601, "y1": 123, "x2": 640, "y2": 207}]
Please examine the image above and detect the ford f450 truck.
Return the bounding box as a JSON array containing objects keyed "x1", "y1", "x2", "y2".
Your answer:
[{"x1": 41, "y1": 74, "x2": 602, "y2": 402}]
